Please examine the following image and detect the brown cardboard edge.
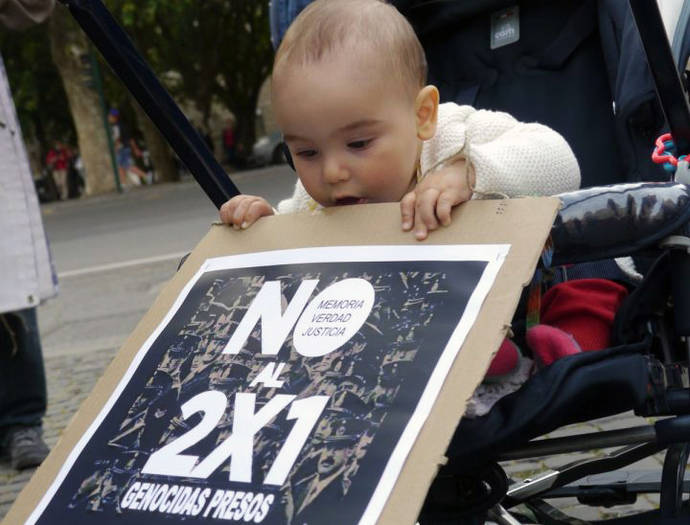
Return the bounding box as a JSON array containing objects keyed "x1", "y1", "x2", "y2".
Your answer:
[
  {"x1": 4, "y1": 197, "x2": 559, "y2": 525},
  {"x1": 377, "y1": 201, "x2": 558, "y2": 524}
]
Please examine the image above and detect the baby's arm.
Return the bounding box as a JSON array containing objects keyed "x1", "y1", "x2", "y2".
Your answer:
[
  {"x1": 428, "y1": 104, "x2": 581, "y2": 197},
  {"x1": 462, "y1": 109, "x2": 580, "y2": 197},
  {"x1": 405, "y1": 104, "x2": 580, "y2": 240},
  {"x1": 219, "y1": 195, "x2": 274, "y2": 229}
]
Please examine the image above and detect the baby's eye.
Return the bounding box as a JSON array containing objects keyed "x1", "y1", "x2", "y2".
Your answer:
[
  {"x1": 347, "y1": 139, "x2": 373, "y2": 150},
  {"x1": 296, "y1": 149, "x2": 318, "y2": 158}
]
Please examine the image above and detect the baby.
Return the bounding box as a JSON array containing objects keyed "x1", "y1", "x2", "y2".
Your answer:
[
  {"x1": 221, "y1": 0, "x2": 583, "y2": 417},
  {"x1": 220, "y1": 0, "x2": 580, "y2": 240}
]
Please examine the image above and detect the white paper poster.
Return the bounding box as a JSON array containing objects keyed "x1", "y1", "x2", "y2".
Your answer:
[{"x1": 29, "y1": 244, "x2": 508, "y2": 525}]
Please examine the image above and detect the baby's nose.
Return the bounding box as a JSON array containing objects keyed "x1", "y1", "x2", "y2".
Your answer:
[{"x1": 323, "y1": 156, "x2": 349, "y2": 183}]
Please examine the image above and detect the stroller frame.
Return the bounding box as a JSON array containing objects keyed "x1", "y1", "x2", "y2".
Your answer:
[
  {"x1": 475, "y1": 3, "x2": 690, "y2": 521},
  {"x1": 61, "y1": 0, "x2": 690, "y2": 522}
]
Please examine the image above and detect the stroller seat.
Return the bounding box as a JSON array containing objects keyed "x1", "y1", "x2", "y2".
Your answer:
[
  {"x1": 450, "y1": 181, "x2": 690, "y2": 463},
  {"x1": 452, "y1": 187, "x2": 689, "y2": 463},
  {"x1": 394, "y1": 0, "x2": 670, "y2": 188}
]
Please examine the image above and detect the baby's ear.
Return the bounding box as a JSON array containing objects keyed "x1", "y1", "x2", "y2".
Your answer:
[{"x1": 415, "y1": 85, "x2": 439, "y2": 140}]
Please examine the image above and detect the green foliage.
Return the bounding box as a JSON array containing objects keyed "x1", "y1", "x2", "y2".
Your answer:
[
  {"x1": 0, "y1": 24, "x2": 75, "y2": 148},
  {"x1": 2, "y1": 0, "x2": 274, "y2": 163},
  {"x1": 104, "y1": 0, "x2": 274, "y2": 150}
]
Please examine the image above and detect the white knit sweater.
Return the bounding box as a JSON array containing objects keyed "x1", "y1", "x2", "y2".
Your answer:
[{"x1": 278, "y1": 102, "x2": 580, "y2": 213}]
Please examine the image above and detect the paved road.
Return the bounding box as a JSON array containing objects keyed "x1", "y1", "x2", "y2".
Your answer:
[
  {"x1": 0, "y1": 165, "x2": 664, "y2": 523},
  {"x1": 38, "y1": 166, "x2": 297, "y2": 359},
  {"x1": 42, "y1": 165, "x2": 297, "y2": 275}
]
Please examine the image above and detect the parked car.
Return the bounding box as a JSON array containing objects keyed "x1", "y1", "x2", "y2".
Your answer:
[{"x1": 250, "y1": 131, "x2": 287, "y2": 167}]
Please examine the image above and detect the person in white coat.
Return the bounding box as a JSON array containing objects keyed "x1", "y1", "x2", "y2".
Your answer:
[{"x1": 0, "y1": 0, "x2": 58, "y2": 470}]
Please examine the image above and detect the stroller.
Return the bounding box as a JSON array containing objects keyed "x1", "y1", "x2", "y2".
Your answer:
[
  {"x1": 63, "y1": 0, "x2": 690, "y2": 523},
  {"x1": 394, "y1": 1, "x2": 690, "y2": 523}
]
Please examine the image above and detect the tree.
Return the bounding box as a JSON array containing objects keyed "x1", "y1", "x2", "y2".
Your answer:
[
  {"x1": 212, "y1": 1, "x2": 274, "y2": 158},
  {"x1": 4, "y1": 0, "x2": 275, "y2": 193},
  {"x1": 111, "y1": 0, "x2": 274, "y2": 162},
  {"x1": 49, "y1": 4, "x2": 117, "y2": 194}
]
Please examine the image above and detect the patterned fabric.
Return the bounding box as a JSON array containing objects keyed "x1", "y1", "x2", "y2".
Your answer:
[{"x1": 465, "y1": 356, "x2": 534, "y2": 418}]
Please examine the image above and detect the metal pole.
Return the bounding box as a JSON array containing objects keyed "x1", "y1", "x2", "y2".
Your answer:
[
  {"x1": 88, "y1": 45, "x2": 121, "y2": 193},
  {"x1": 498, "y1": 425, "x2": 657, "y2": 460}
]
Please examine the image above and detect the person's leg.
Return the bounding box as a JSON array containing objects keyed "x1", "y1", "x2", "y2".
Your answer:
[
  {"x1": 0, "y1": 308, "x2": 49, "y2": 469},
  {"x1": 119, "y1": 147, "x2": 145, "y2": 185},
  {"x1": 117, "y1": 147, "x2": 131, "y2": 185},
  {"x1": 225, "y1": 145, "x2": 235, "y2": 167},
  {"x1": 129, "y1": 164, "x2": 149, "y2": 184},
  {"x1": 55, "y1": 169, "x2": 68, "y2": 200},
  {"x1": 51, "y1": 169, "x2": 61, "y2": 199}
]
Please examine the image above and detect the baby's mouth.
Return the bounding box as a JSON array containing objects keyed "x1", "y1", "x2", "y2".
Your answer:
[{"x1": 334, "y1": 196, "x2": 368, "y2": 206}]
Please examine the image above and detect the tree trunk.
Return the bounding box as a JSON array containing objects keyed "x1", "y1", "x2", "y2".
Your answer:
[
  {"x1": 131, "y1": 100, "x2": 179, "y2": 183},
  {"x1": 49, "y1": 6, "x2": 116, "y2": 195}
]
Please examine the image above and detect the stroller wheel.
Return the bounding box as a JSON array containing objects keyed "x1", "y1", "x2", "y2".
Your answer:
[{"x1": 418, "y1": 462, "x2": 508, "y2": 524}]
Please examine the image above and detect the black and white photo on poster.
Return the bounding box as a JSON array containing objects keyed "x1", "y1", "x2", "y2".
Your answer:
[{"x1": 28, "y1": 244, "x2": 508, "y2": 525}]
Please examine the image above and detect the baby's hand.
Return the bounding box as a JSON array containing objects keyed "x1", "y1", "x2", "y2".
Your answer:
[
  {"x1": 219, "y1": 194, "x2": 274, "y2": 229},
  {"x1": 400, "y1": 159, "x2": 475, "y2": 240}
]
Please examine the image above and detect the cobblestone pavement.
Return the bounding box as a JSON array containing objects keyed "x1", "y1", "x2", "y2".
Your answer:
[
  {"x1": 0, "y1": 339, "x2": 666, "y2": 523},
  {"x1": 0, "y1": 345, "x2": 119, "y2": 521}
]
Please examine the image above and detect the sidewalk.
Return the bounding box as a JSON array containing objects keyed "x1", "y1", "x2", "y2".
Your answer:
[{"x1": 0, "y1": 345, "x2": 119, "y2": 519}]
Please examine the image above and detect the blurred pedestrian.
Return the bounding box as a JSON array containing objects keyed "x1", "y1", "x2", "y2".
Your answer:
[
  {"x1": 45, "y1": 140, "x2": 71, "y2": 200},
  {"x1": 222, "y1": 116, "x2": 237, "y2": 168},
  {"x1": 0, "y1": 0, "x2": 57, "y2": 470},
  {"x1": 108, "y1": 108, "x2": 148, "y2": 186},
  {"x1": 67, "y1": 148, "x2": 85, "y2": 198}
]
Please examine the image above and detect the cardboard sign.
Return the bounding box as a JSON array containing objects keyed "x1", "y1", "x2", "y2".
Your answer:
[{"x1": 5, "y1": 198, "x2": 559, "y2": 525}]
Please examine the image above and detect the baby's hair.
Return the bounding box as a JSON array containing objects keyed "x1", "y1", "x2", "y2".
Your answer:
[{"x1": 273, "y1": 0, "x2": 427, "y2": 99}]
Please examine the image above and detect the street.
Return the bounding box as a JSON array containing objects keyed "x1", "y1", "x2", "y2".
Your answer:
[
  {"x1": 42, "y1": 165, "x2": 297, "y2": 276},
  {"x1": 0, "y1": 164, "x2": 663, "y2": 522},
  {"x1": 38, "y1": 165, "x2": 297, "y2": 359}
]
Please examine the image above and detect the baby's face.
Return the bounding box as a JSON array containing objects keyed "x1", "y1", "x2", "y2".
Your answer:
[{"x1": 273, "y1": 50, "x2": 421, "y2": 207}]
